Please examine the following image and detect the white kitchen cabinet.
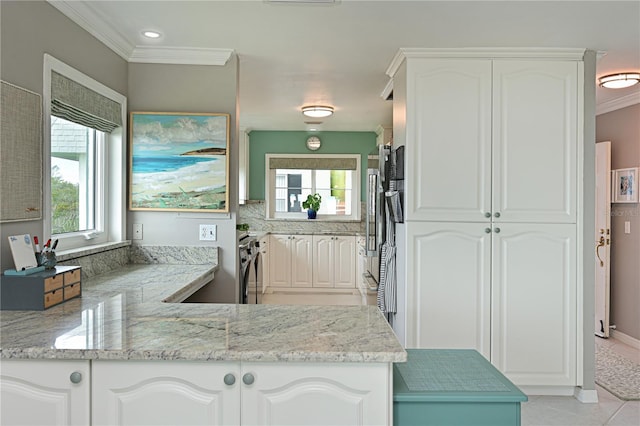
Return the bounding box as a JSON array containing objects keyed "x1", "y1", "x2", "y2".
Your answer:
[
  {"x1": 391, "y1": 49, "x2": 585, "y2": 391},
  {"x1": 0, "y1": 359, "x2": 90, "y2": 425},
  {"x1": 241, "y1": 362, "x2": 390, "y2": 426},
  {"x1": 92, "y1": 360, "x2": 390, "y2": 426},
  {"x1": 92, "y1": 361, "x2": 241, "y2": 426},
  {"x1": 402, "y1": 57, "x2": 577, "y2": 224},
  {"x1": 405, "y1": 222, "x2": 577, "y2": 387},
  {"x1": 312, "y1": 235, "x2": 356, "y2": 288},
  {"x1": 268, "y1": 234, "x2": 313, "y2": 288}
]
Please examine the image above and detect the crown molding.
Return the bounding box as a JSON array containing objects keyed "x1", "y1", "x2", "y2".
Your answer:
[
  {"x1": 596, "y1": 91, "x2": 640, "y2": 116},
  {"x1": 47, "y1": 1, "x2": 134, "y2": 60},
  {"x1": 129, "y1": 47, "x2": 234, "y2": 66}
]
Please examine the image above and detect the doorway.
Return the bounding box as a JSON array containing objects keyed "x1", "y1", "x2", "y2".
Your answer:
[{"x1": 595, "y1": 141, "x2": 611, "y2": 338}]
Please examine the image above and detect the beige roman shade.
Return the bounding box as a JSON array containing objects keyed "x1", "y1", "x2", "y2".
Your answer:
[
  {"x1": 51, "y1": 71, "x2": 122, "y2": 133},
  {"x1": 269, "y1": 157, "x2": 357, "y2": 170}
]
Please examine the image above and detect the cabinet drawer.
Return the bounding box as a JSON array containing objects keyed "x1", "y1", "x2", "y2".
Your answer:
[
  {"x1": 44, "y1": 289, "x2": 63, "y2": 308},
  {"x1": 64, "y1": 283, "x2": 81, "y2": 300},
  {"x1": 44, "y1": 274, "x2": 64, "y2": 293},
  {"x1": 64, "y1": 269, "x2": 81, "y2": 284}
]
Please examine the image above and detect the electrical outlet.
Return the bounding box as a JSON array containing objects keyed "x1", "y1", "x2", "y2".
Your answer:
[
  {"x1": 133, "y1": 223, "x2": 143, "y2": 240},
  {"x1": 200, "y1": 224, "x2": 217, "y2": 241}
]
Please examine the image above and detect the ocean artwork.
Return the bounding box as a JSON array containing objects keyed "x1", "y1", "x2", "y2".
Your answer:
[{"x1": 129, "y1": 112, "x2": 230, "y2": 212}]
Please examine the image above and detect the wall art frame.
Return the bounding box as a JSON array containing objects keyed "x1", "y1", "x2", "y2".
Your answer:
[
  {"x1": 129, "y1": 112, "x2": 230, "y2": 212},
  {"x1": 611, "y1": 167, "x2": 638, "y2": 203}
]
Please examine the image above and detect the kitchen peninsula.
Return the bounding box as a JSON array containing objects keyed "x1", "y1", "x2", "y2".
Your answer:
[{"x1": 0, "y1": 261, "x2": 406, "y2": 426}]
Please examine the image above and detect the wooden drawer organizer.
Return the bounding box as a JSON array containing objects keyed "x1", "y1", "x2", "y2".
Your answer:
[{"x1": 1, "y1": 266, "x2": 82, "y2": 310}]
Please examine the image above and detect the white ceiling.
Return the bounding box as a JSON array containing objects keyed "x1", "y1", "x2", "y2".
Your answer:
[{"x1": 50, "y1": 0, "x2": 640, "y2": 132}]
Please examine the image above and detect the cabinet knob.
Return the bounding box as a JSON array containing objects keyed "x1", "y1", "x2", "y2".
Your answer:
[
  {"x1": 494, "y1": 212, "x2": 501, "y2": 218},
  {"x1": 242, "y1": 373, "x2": 255, "y2": 385},
  {"x1": 485, "y1": 228, "x2": 491, "y2": 234},
  {"x1": 494, "y1": 227, "x2": 501, "y2": 233},
  {"x1": 223, "y1": 373, "x2": 236, "y2": 386},
  {"x1": 484, "y1": 212, "x2": 491, "y2": 218},
  {"x1": 69, "y1": 371, "x2": 82, "y2": 384}
]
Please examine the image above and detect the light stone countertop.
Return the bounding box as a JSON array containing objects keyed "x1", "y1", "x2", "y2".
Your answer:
[{"x1": 0, "y1": 264, "x2": 406, "y2": 363}]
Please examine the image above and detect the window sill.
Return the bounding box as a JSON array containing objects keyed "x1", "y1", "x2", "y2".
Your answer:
[
  {"x1": 55, "y1": 241, "x2": 132, "y2": 262},
  {"x1": 265, "y1": 217, "x2": 361, "y2": 223}
]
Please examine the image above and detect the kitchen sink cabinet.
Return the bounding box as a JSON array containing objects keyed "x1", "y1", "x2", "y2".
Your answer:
[
  {"x1": 91, "y1": 360, "x2": 390, "y2": 426},
  {"x1": 312, "y1": 235, "x2": 356, "y2": 288},
  {"x1": 0, "y1": 359, "x2": 90, "y2": 426},
  {"x1": 268, "y1": 234, "x2": 313, "y2": 288}
]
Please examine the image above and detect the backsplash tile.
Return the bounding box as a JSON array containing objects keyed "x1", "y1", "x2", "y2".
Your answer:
[{"x1": 130, "y1": 245, "x2": 219, "y2": 266}]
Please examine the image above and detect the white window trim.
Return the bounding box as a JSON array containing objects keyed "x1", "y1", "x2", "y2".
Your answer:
[
  {"x1": 43, "y1": 54, "x2": 127, "y2": 250},
  {"x1": 265, "y1": 153, "x2": 361, "y2": 221}
]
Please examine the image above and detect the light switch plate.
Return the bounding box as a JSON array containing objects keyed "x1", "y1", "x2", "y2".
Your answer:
[
  {"x1": 625, "y1": 221, "x2": 631, "y2": 234},
  {"x1": 200, "y1": 224, "x2": 217, "y2": 241},
  {"x1": 133, "y1": 223, "x2": 143, "y2": 240}
]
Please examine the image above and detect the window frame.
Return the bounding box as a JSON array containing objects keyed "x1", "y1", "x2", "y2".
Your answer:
[
  {"x1": 265, "y1": 153, "x2": 361, "y2": 221},
  {"x1": 43, "y1": 55, "x2": 127, "y2": 251}
]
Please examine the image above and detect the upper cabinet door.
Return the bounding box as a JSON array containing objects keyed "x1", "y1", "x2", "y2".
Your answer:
[
  {"x1": 405, "y1": 59, "x2": 492, "y2": 222},
  {"x1": 492, "y1": 60, "x2": 578, "y2": 223}
]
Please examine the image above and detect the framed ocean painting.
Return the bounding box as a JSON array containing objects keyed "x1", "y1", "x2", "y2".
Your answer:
[{"x1": 129, "y1": 112, "x2": 230, "y2": 212}]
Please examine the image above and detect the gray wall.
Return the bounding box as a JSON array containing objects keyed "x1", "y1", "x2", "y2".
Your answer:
[
  {"x1": 0, "y1": 0, "x2": 128, "y2": 270},
  {"x1": 596, "y1": 103, "x2": 640, "y2": 341},
  {"x1": 127, "y1": 61, "x2": 239, "y2": 303}
]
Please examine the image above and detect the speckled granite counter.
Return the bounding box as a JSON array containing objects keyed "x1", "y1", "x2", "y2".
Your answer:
[{"x1": 0, "y1": 264, "x2": 405, "y2": 363}]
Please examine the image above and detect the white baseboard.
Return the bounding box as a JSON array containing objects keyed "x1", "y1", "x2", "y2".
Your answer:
[
  {"x1": 611, "y1": 329, "x2": 640, "y2": 350},
  {"x1": 574, "y1": 388, "x2": 599, "y2": 403},
  {"x1": 518, "y1": 385, "x2": 576, "y2": 396}
]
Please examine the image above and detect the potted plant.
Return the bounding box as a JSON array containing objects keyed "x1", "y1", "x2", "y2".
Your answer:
[{"x1": 302, "y1": 193, "x2": 322, "y2": 219}]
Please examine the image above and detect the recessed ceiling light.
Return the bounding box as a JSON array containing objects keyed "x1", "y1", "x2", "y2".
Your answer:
[
  {"x1": 598, "y1": 73, "x2": 640, "y2": 89},
  {"x1": 142, "y1": 30, "x2": 162, "y2": 39}
]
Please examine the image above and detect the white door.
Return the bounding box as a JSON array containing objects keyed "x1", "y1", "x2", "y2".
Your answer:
[
  {"x1": 595, "y1": 141, "x2": 612, "y2": 337},
  {"x1": 291, "y1": 235, "x2": 313, "y2": 288},
  {"x1": 334, "y1": 236, "x2": 356, "y2": 289},
  {"x1": 491, "y1": 223, "x2": 577, "y2": 386},
  {"x1": 404, "y1": 59, "x2": 492, "y2": 222},
  {"x1": 269, "y1": 235, "x2": 291, "y2": 287},
  {"x1": 313, "y1": 235, "x2": 334, "y2": 288},
  {"x1": 405, "y1": 222, "x2": 492, "y2": 358},
  {"x1": 92, "y1": 361, "x2": 240, "y2": 426},
  {"x1": 240, "y1": 362, "x2": 390, "y2": 426},
  {"x1": 0, "y1": 360, "x2": 90, "y2": 426},
  {"x1": 492, "y1": 60, "x2": 577, "y2": 223}
]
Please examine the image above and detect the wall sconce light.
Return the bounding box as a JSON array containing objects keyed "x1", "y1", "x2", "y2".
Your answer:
[
  {"x1": 302, "y1": 105, "x2": 334, "y2": 118},
  {"x1": 598, "y1": 73, "x2": 640, "y2": 89}
]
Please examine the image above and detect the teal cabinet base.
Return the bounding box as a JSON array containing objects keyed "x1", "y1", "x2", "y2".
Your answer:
[{"x1": 393, "y1": 349, "x2": 527, "y2": 426}]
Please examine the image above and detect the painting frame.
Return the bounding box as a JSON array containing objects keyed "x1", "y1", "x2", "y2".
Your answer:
[
  {"x1": 129, "y1": 111, "x2": 230, "y2": 212},
  {"x1": 611, "y1": 167, "x2": 638, "y2": 204}
]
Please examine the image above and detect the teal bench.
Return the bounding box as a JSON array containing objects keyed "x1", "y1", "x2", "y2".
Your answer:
[{"x1": 393, "y1": 349, "x2": 528, "y2": 426}]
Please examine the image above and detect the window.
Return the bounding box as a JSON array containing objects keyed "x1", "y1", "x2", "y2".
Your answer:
[
  {"x1": 44, "y1": 55, "x2": 127, "y2": 251},
  {"x1": 266, "y1": 154, "x2": 360, "y2": 220}
]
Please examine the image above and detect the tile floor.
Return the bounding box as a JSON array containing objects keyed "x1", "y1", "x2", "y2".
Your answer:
[{"x1": 262, "y1": 292, "x2": 639, "y2": 426}]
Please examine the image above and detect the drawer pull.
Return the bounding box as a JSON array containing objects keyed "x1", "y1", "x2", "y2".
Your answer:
[{"x1": 70, "y1": 371, "x2": 82, "y2": 384}]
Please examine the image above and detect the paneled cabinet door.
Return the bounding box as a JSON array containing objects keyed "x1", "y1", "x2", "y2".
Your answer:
[
  {"x1": 269, "y1": 235, "x2": 291, "y2": 287},
  {"x1": 312, "y1": 236, "x2": 356, "y2": 288},
  {"x1": 290, "y1": 235, "x2": 313, "y2": 288},
  {"x1": 333, "y1": 236, "x2": 356, "y2": 289},
  {"x1": 492, "y1": 60, "x2": 578, "y2": 223},
  {"x1": 404, "y1": 59, "x2": 492, "y2": 222},
  {"x1": 313, "y1": 235, "x2": 334, "y2": 288},
  {"x1": 405, "y1": 222, "x2": 492, "y2": 358},
  {"x1": 92, "y1": 361, "x2": 241, "y2": 426},
  {"x1": 491, "y1": 223, "x2": 577, "y2": 386},
  {"x1": 0, "y1": 359, "x2": 90, "y2": 426},
  {"x1": 240, "y1": 362, "x2": 390, "y2": 426}
]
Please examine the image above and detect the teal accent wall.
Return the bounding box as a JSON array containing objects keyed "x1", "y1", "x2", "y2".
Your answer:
[{"x1": 248, "y1": 131, "x2": 377, "y2": 201}]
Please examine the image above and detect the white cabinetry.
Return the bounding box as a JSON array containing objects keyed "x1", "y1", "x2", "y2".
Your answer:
[
  {"x1": 92, "y1": 360, "x2": 390, "y2": 426},
  {"x1": 268, "y1": 234, "x2": 313, "y2": 288},
  {"x1": 92, "y1": 361, "x2": 240, "y2": 426},
  {"x1": 313, "y1": 235, "x2": 356, "y2": 288},
  {"x1": 391, "y1": 49, "x2": 584, "y2": 390},
  {"x1": 0, "y1": 359, "x2": 90, "y2": 425}
]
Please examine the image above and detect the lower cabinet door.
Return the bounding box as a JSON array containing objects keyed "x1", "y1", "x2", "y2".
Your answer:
[
  {"x1": 0, "y1": 359, "x2": 90, "y2": 426},
  {"x1": 241, "y1": 362, "x2": 390, "y2": 426},
  {"x1": 92, "y1": 361, "x2": 241, "y2": 426}
]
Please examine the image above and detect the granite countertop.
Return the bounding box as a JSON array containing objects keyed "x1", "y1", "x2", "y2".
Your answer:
[{"x1": 0, "y1": 264, "x2": 405, "y2": 363}]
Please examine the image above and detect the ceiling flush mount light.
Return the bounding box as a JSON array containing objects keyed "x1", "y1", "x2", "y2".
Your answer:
[
  {"x1": 598, "y1": 73, "x2": 640, "y2": 89},
  {"x1": 302, "y1": 105, "x2": 334, "y2": 118},
  {"x1": 142, "y1": 30, "x2": 162, "y2": 39}
]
